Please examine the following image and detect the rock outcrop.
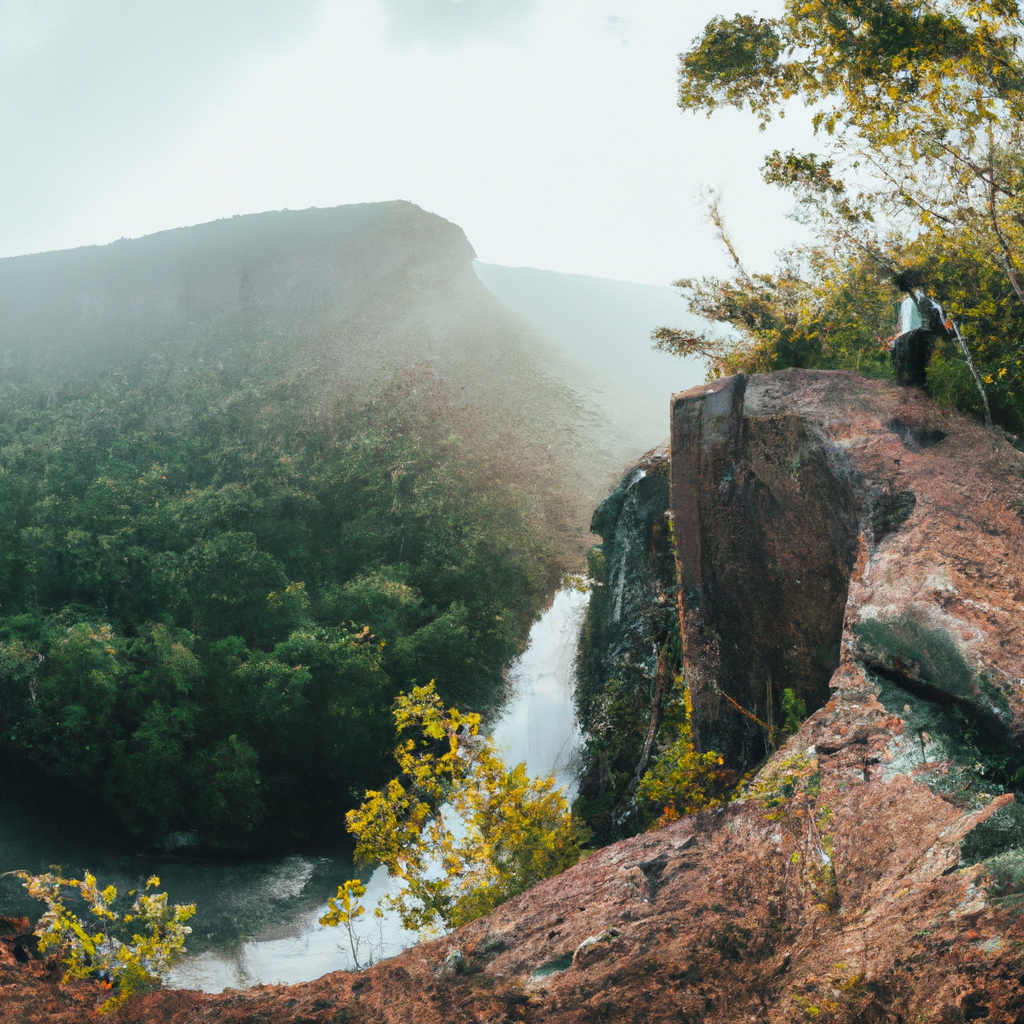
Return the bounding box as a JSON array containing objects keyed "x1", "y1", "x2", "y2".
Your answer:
[
  {"x1": 671, "y1": 370, "x2": 1024, "y2": 774},
  {"x1": 671, "y1": 372, "x2": 860, "y2": 766},
  {"x1": 4, "y1": 369, "x2": 1024, "y2": 1022},
  {"x1": 573, "y1": 446, "x2": 680, "y2": 842}
]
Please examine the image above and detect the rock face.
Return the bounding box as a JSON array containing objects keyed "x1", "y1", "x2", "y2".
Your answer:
[
  {"x1": 574, "y1": 446, "x2": 680, "y2": 842},
  {"x1": 5, "y1": 369, "x2": 1024, "y2": 1022},
  {"x1": 671, "y1": 373, "x2": 860, "y2": 766},
  {"x1": 670, "y1": 370, "x2": 1024, "y2": 773}
]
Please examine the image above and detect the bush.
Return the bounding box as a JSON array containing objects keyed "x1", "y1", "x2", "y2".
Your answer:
[
  {"x1": 781, "y1": 687, "x2": 807, "y2": 738},
  {"x1": 343, "y1": 683, "x2": 585, "y2": 934},
  {"x1": 17, "y1": 871, "x2": 195, "y2": 1011},
  {"x1": 638, "y1": 677, "x2": 735, "y2": 827}
]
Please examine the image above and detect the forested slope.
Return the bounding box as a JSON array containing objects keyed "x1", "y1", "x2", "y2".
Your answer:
[{"x1": 0, "y1": 202, "x2": 631, "y2": 850}]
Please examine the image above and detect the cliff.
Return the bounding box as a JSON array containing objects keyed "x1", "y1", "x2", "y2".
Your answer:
[
  {"x1": 671, "y1": 370, "x2": 1024, "y2": 775},
  {"x1": 573, "y1": 447, "x2": 681, "y2": 842},
  {"x1": 5, "y1": 369, "x2": 1024, "y2": 1022}
]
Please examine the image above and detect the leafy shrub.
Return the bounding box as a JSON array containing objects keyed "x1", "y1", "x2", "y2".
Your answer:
[
  {"x1": 344, "y1": 682, "x2": 585, "y2": 934},
  {"x1": 781, "y1": 687, "x2": 808, "y2": 738},
  {"x1": 638, "y1": 677, "x2": 735, "y2": 827},
  {"x1": 318, "y1": 879, "x2": 382, "y2": 969},
  {"x1": 17, "y1": 871, "x2": 195, "y2": 1011}
]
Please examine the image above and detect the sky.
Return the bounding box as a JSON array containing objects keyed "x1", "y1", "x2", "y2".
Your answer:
[{"x1": 0, "y1": 0, "x2": 817, "y2": 287}]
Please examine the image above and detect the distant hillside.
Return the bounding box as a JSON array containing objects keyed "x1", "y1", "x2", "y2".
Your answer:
[
  {"x1": 473, "y1": 262, "x2": 708, "y2": 449},
  {"x1": 0, "y1": 203, "x2": 704, "y2": 546},
  {"x1": 0, "y1": 203, "x2": 614, "y2": 847},
  {"x1": 0, "y1": 202, "x2": 710, "y2": 849}
]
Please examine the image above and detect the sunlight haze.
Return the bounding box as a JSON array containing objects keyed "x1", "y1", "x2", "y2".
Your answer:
[{"x1": 1, "y1": 0, "x2": 812, "y2": 285}]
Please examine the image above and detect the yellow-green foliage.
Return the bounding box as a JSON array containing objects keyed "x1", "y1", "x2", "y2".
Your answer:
[
  {"x1": 638, "y1": 677, "x2": 735, "y2": 827},
  {"x1": 344, "y1": 682, "x2": 583, "y2": 934},
  {"x1": 320, "y1": 878, "x2": 369, "y2": 930},
  {"x1": 319, "y1": 878, "x2": 383, "y2": 969},
  {"x1": 668, "y1": 2, "x2": 1024, "y2": 430},
  {"x1": 17, "y1": 871, "x2": 195, "y2": 1011},
  {"x1": 657, "y1": 239, "x2": 899, "y2": 382},
  {"x1": 746, "y1": 749, "x2": 821, "y2": 817}
]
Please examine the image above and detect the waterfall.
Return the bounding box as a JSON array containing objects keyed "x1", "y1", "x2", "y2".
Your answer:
[{"x1": 166, "y1": 587, "x2": 589, "y2": 990}]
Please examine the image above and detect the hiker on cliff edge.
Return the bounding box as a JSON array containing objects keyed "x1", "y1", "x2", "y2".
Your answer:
[
  {"x1": 883, "y1": 273, "x2": 992, "y2": 426},
  {"x1": 886, "y1": 280, "x2": 947, "y2": 388}
]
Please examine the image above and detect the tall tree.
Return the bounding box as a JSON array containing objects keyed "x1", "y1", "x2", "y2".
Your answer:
[{"x1": 668, "y1": 0, "x2": 1024, "y2": 424}]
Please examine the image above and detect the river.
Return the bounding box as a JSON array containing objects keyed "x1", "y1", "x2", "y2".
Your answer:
[{"x1": 0, "y1": 588, "x2": 588, "y2": 991}]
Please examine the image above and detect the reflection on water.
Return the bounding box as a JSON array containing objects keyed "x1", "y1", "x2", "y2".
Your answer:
[{"x1": 0, "y1": 588, "x2": 589, "y2": 991}]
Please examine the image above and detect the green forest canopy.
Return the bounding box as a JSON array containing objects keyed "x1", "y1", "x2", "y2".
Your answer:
[{"x1": 0, "y1": 356, "x2": 562, "y2": 851}]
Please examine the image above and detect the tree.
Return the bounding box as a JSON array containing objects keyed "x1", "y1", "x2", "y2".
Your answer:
[
  {"x1": 667, "y1": 0, "x2": 1024, "y2": 428},
  {"x1": 342, "y1": 682, "x2": 584, "y2": 934},
  {"x1": 319, "y1": 878, "x2": 383, "y2": 969},
  {"x1": 679, "y1": 0, "x2": 1024, "y2": 275},
  {"x1": 0, "y1": 364, "x2": 562, "y2": 850},
  {"x1": 654, "y1": 190, "x2": 898, "y2": 381}
]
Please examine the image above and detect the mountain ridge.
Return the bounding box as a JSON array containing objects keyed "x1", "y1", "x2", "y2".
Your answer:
[{"x1": 0, "y1": 202, "x2": 703, "y2": 546}]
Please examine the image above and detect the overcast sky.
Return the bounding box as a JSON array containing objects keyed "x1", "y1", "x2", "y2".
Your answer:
[{"x1": 0, "y1": 0, "x2": 816, "y2": 286}]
